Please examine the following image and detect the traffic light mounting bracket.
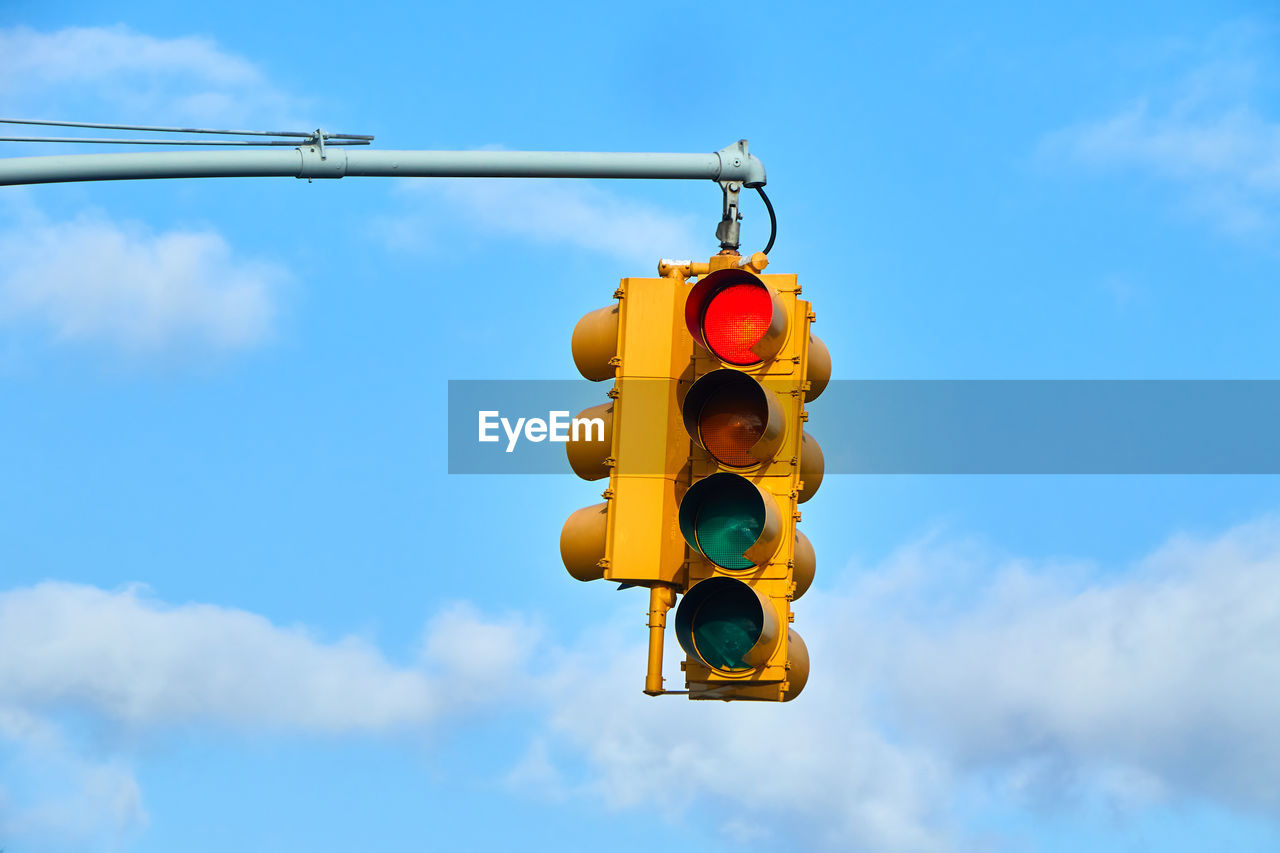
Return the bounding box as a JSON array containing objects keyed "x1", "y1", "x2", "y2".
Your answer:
[{"x1": 716, "y1": 179, "x2": 743, "y2": 251}]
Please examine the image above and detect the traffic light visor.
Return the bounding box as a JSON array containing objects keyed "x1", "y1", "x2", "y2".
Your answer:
[
  {"x1": 675, "y1": 577, "x2": 780, "y2": 672},
  {"x1": 679, "y1": 473, "x2": 782, "y2": 569},
  {"x1": 685, "y1": 269, "x2": 787, "y2": 366}
]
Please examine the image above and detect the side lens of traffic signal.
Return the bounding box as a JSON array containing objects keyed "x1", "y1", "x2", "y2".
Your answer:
[
  {"x1": 797, "y1": 431, "x2": 825, "y2": 503},
  {"x1": 571, "y1": 303, "x2": 620, "y2": 381},
  {"x1": 792, "y1": 530, "x2": 815, "y2": 600},
  {"x1": 678, "y1": 473, "x2": 782, "y2": 569},
  {"x1": 684, "y1": 269, "x2": 787, "y2": 366},
  {"x1": 560, "y1": 502, "x2": 608, "y2": 582},
  {"x1": 674, "y1": 577, "x2": 780, "y2": 672},
  {"x1": 565, "y1": 403, "x2": 613, "y2": 481},
  {"x1": 806, "y1": 334, "x2": 831, "y2": 402},
  {"x1": 782, "y1": 629, "x2": 810, "y2": 701},
  {"x1": 681, "y1": 369, "x2": 784, "y2": 468}
]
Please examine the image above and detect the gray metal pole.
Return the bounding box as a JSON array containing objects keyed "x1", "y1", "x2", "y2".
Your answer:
[{"x1": 0, "y1": 141, "x2": 766, "y2": 188}]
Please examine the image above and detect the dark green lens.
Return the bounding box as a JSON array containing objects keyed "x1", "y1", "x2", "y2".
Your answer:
[
  {"x1": 691, "y1": 584, "x2": 762, "y2": 671},
  {"x1": 695, "y1": 490, "x2": 761, "y2": 569}
]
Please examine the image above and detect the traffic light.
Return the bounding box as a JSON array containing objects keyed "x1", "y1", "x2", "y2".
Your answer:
[
  {"x1": 561, "y1": 252, "x2": 827, "y2": 702},
  {"x1": 674, "y1": 255, "x2": 827, "y2": 702},
  {"x1": 559, "y1": 274, "x2": 692, "y2": 587}
]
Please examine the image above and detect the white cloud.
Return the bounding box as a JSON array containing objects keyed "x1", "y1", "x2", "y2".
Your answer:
[
  {"x1": 528, "y1": 611, "x2": 952, "y2": 852},
  {"x1": 420, "y1": 602, "x2": 542, "y2": 708},
  {"x1": 0, "y1": 27, "x2": 703, "y2": 354},
  {"x1": 0, "y1": 583, "x2": 434, "y2": 732},
  {"x1": 0, "y1": 25, "x2": 304, "y2": 128},
  {"x1": 0, "y1": 707, "x2": 146, "y2": 849},
  {"x1": 527, "y1": 517, "x2": 1280, "y2": 850},
  {"x1": 0, "y1": 582, "x2": 534, "y2": 849},
  {"x1": 8, "y1": 515, "x2": 1280, "y2": 850},
  {"x1": 878, "y1": 522, "x2": 1280, "y2": 811},
  {"x1": 388, "y1": 178, "x2": 706, "y2": 266},
  {"x1": 0, "y1": 208, "x2": 283, "y2": 353},
  {"x1": 1042, "y1": 21, "x2": 1280, "y2": 238},
  {"x1": 0, "y1": 26, "x2": 309, "y2": 358},
  {"x1": 1048, "y1": 102, "x2": 1280, "y2": 235}
]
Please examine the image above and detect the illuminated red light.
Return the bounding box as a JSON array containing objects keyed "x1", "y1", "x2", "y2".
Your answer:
[{"x1": 701, "y1": 283, "x2": 772, "y2": 365}]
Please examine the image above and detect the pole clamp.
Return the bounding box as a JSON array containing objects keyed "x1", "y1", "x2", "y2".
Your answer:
[{"x1": 297, "y1": 129, "x2": 348, "y2": 179}]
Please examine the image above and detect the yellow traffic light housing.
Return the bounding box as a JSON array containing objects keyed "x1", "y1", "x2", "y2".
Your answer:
[
  {"x1": 560, "y1": 274, "x2": 692, "y2": 588},
  {"x1": 674, "y1": 253, "x2": 825, "y2": 702},
  {"x1": 562, "y1": 251, "x2": 826, "y2": 703}
]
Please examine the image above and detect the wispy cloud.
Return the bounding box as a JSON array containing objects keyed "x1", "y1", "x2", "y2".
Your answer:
[
  {"x1": 387, "y1": 178, "x2": 706, "y2": 266},
  {"x1": 1041, "y1": 20, "x2": 1280, "y2": 238},
  {"x1": 0, "y1": 707, "x2": 146, "y2": 848},
  {"x1": 0, "y1": 25, "x2": 314, "y2": 360},
  {"x1": 0, "y1": 207, "x2": 284, "y2": 354},
  {"x1": 0, "y1": 24, "x2": 305, "y2": 128}
]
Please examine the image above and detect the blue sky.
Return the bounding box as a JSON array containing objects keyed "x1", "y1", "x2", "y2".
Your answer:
[{"x1": 2, "y1": 2, "x2": 1280, "y2": 851}]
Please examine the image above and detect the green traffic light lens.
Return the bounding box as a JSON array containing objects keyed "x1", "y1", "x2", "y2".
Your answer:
[
  {"x1": 690, "y1": 582, "x2": 762, "y2": 671},
  {"x1": 695, "y1": 490, "x2": 762, "y2": 570},
  {"x1": 674, "y1": 577, "x2": 778, "y2": 675},
  {"x1": 679, "y1": 473, "x2": 773, "y2": 570}
]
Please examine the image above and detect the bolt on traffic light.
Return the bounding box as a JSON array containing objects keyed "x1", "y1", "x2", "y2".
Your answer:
[{"x1": 561, "y1": 252, "x2": 827, "y2": 702}]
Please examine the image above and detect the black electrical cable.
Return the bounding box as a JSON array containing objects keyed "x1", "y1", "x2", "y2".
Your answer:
[{"x1": 756, "y1": 186, "x2": 777, "y2": 255}]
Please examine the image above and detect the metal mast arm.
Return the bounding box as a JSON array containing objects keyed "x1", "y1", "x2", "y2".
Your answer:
[{"x1": 0, "y1": 139, "x2": 766, "y2": 188}]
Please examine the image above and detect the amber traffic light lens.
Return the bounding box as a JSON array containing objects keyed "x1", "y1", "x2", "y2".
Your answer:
[
  {"x1": 697, "y1": 385, "x2": 767, "y2": 468},
  {"x1": 682, "y1": 369, "x2": 782, "y2": 470}
]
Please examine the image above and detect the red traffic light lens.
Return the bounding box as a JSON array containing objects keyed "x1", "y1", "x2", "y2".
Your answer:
[{"x1": 702, "y1": 283, "x2": 772, "y2": 365}]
